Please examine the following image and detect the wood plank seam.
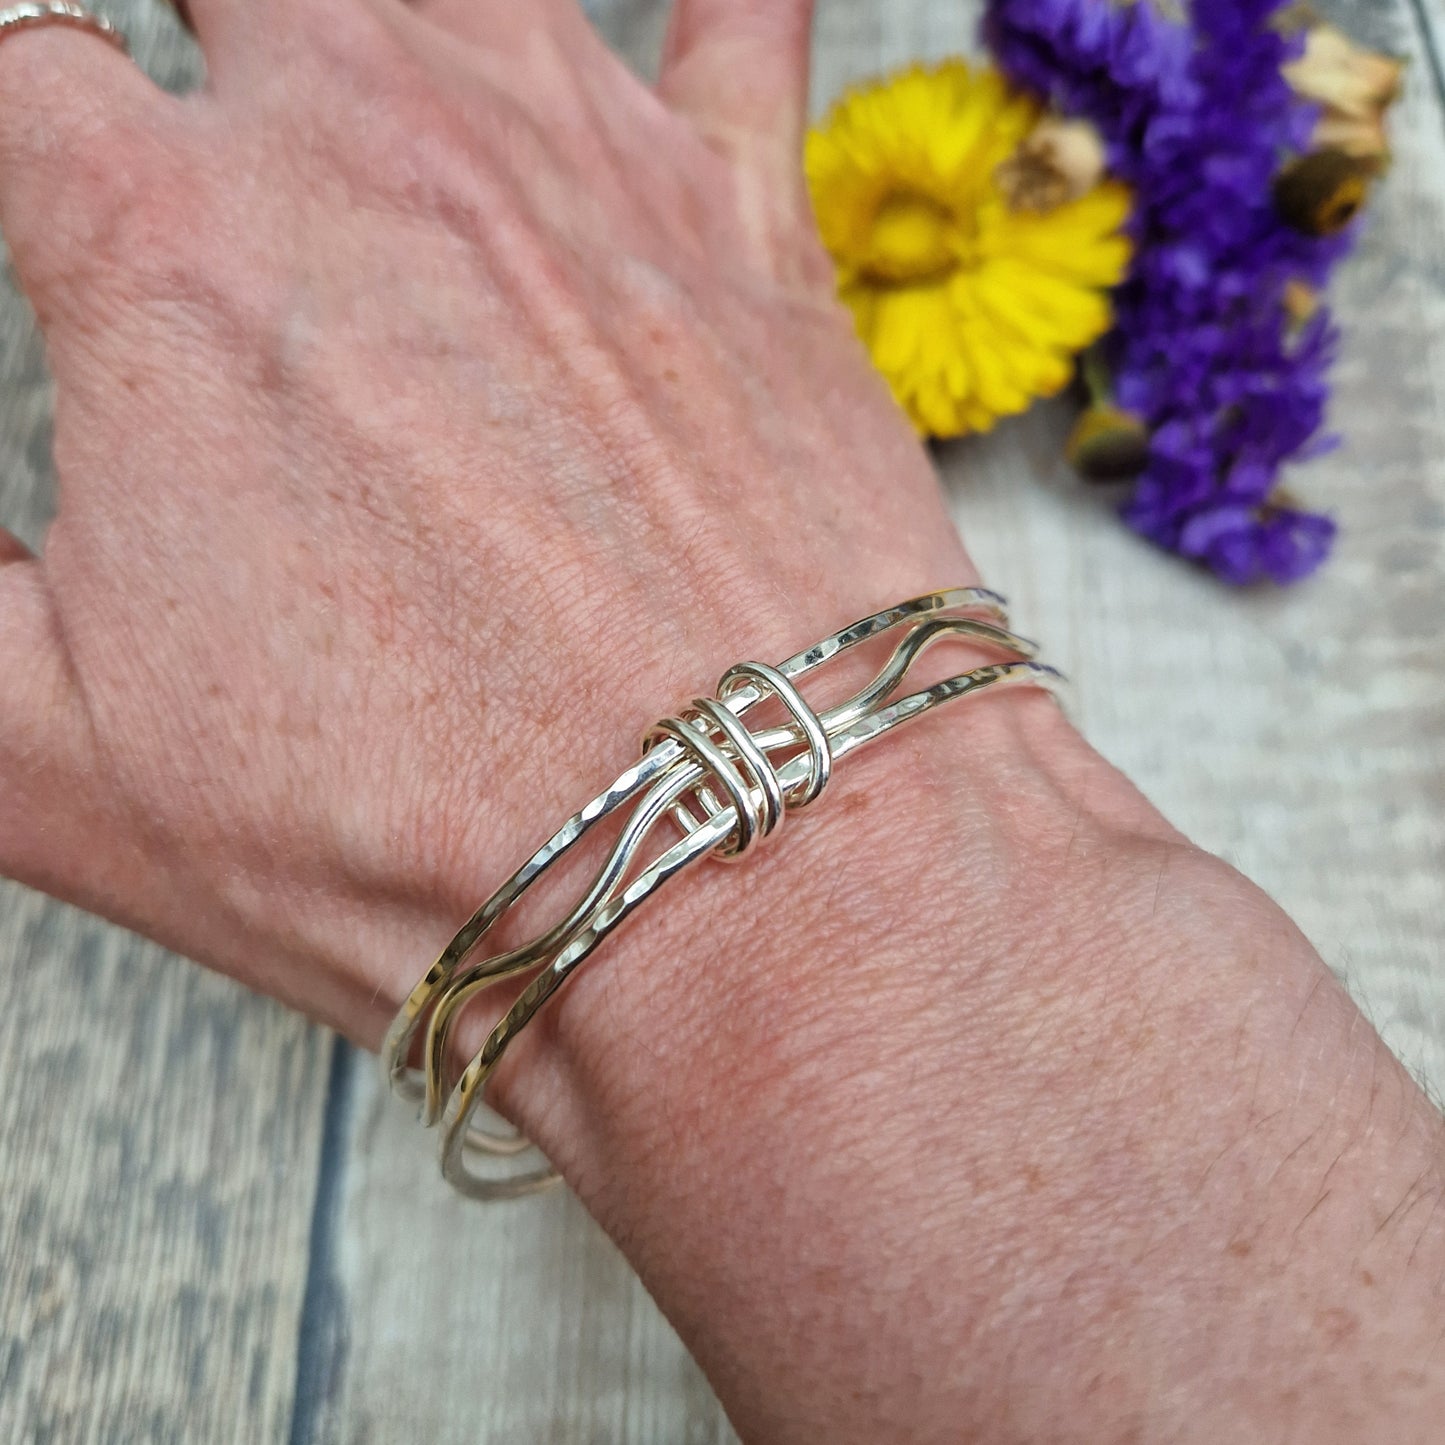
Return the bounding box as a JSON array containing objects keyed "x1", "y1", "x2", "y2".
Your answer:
[
  {"x1": 1408, "y1": 0, "x2": 1445, "y2": 130},
  {"x1": 287, "y1": 1037, "x2": 361, "y2": 1445}
]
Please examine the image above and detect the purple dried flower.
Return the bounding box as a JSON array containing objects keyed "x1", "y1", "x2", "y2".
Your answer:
[{"x1": 986, "y1": 0, "x2": 1355, "y2": 584}]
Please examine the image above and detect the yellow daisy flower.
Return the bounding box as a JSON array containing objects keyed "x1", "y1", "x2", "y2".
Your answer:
[{"x1": 806, "y1": 61, "x2": 1133, "y2": 437}]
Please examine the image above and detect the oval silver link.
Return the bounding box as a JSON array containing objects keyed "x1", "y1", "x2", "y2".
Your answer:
[
  {"x1": 689, "y1": 696, "x2": 786, "y2": 842},
  {"x1": 718, "y1": 660, "x2": 833, "y2": 807},
  {"x1": 646, "y1": 714, "x2": 763, "y2": 857}
]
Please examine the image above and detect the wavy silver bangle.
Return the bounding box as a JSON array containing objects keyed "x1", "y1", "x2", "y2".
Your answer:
[{"x1": 384, "y1": 588, "x2": 1063, "y2": 1200}]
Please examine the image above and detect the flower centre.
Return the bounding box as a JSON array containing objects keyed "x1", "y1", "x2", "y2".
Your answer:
[{"x1": 861, "y1": 190, "x2": 963, "y2": 285}]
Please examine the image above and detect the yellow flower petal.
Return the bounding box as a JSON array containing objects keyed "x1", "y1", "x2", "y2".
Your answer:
[{"x1": 807, "y1": 61, "x2": 1134, "y2": 437}]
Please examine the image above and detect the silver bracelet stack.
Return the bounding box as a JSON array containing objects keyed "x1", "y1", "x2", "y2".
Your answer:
[{"x1": 384, "y1": 588, "x2": 1062, "y2": 1199}]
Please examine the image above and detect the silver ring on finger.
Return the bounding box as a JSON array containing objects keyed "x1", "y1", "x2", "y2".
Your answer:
[{"x1": 0, "y1": 1, "x2": 128, "y2": 53}]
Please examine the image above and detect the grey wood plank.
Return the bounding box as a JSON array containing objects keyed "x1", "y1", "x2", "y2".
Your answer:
[
  {"x1": 304, "y1": 1047, "x2": 735, "y2": 1445},
  {"x1": 0, "y1": 5, "x2": 331, "y2": 1444},
  {"x1": 1408, "y1": 0, "x2": 1445, "y2": 120},
  {"x1": 0, "y1": 892, "x2": 329, "y2": 1445}
]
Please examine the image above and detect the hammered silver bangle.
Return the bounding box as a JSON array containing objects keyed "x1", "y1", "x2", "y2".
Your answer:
[{"x1": 383, "y1": 588, "x2": 1062, "y2": 1200}]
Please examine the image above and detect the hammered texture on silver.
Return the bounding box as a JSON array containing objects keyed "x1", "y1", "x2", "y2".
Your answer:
[{"x1": 382, "y1": 588, "x2": 1062, "y2": 1199}]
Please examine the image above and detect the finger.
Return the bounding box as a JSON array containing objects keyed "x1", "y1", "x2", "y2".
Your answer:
[
  {"x1": 404, "y1": 0, "x2": 578, "y2": 44},
  {"x1": 0, "y1": 28, "x2": 175, "y2": 300},
  {"x1": 180, "y1": 0, "x2": 359, "y2": 79},
  {"x1": 395, "y1": 0, "x2": 623, "y2": 82},
  {"x1": 659, "y1": 0, "x2": 815, "y2": 168},
  {"x1": 162, "y1": 0, "x2": 243, "y2": 69}
]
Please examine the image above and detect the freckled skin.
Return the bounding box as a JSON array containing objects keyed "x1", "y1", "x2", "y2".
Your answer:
[{"x1": 0, "y1": 4, "x2": 1442, "y2": 1442}]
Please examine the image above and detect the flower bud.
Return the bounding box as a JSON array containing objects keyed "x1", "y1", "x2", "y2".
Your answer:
[
  {"x1": 1066, "y1": 404, "x2": 1151, "y2": 482},
  {"x1": 1283, "y1": 21, "x2": 1403, "y2": 167},
  {"x1": 1282, "y1": 279, "x2": 1321, "y2": 330},
  {"x1": 1275, "y1": 149, "x2": 1374, "y2": 236},
  {"x1": 996, "y1": 116, "x2": 1109, "y2": 213}
]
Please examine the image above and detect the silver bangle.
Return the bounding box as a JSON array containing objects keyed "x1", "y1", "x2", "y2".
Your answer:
[{"x1": 384, "y1": 588, "x2": 1062, "y2": 1200}]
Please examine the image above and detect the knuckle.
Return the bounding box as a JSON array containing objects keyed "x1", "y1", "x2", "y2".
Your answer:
[
  {"x1": 15, "y1": 122, "x2": 183, "y2": 302},
  {"x1": 73, "y1": 142, "x2": 176, "y2": 260},
  {"x1": 285, "y1": 0, "x2": 400, "y2": 81}
]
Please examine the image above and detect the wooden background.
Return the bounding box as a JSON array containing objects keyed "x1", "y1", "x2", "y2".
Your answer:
[{"x1": 1, "y1": 1, "x2": 1441, "y2": 1439}]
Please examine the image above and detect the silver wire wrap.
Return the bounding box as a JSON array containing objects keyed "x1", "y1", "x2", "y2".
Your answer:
[{"x1": 383, "y1": 588, "x2": 1063, "y2": 1199}]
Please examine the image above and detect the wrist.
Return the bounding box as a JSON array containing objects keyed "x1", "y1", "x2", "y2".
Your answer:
[
  {"x1": 373, "y1": 581, "x2": 1112, "y2": 1122},
  {"x1": 439, "y1": 676, "x2": 1445, "y2": 1442},
  {"x1": 484, "y1": 664, "x2": 1122, "y2": 1146},
  {"x1": 358, "y1": 609, "x2": 1445, "y2": 1440},
  {"x1": 379, "y1": 634, "x2": 1167, "y2": 1170}
]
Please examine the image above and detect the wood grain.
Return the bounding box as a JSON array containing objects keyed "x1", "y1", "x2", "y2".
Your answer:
[
  {"x1": 0, "y1": 895, "x2": 330, "y2": 1444},
  {"x1": 297, "y1": 1048, "x2": 736, "y2": 1444},
  {"x1": 0, "y1": 1, "x2": 1441, "y2": 1442}
]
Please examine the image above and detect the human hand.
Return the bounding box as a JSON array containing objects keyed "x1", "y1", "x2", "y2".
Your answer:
[
  {"x1": 3, "y1": 4, "x2": 1442, "y2": 1442},
  {"x1": 0, "y1": 0, "x2": 1002, "y2": 1041}
]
